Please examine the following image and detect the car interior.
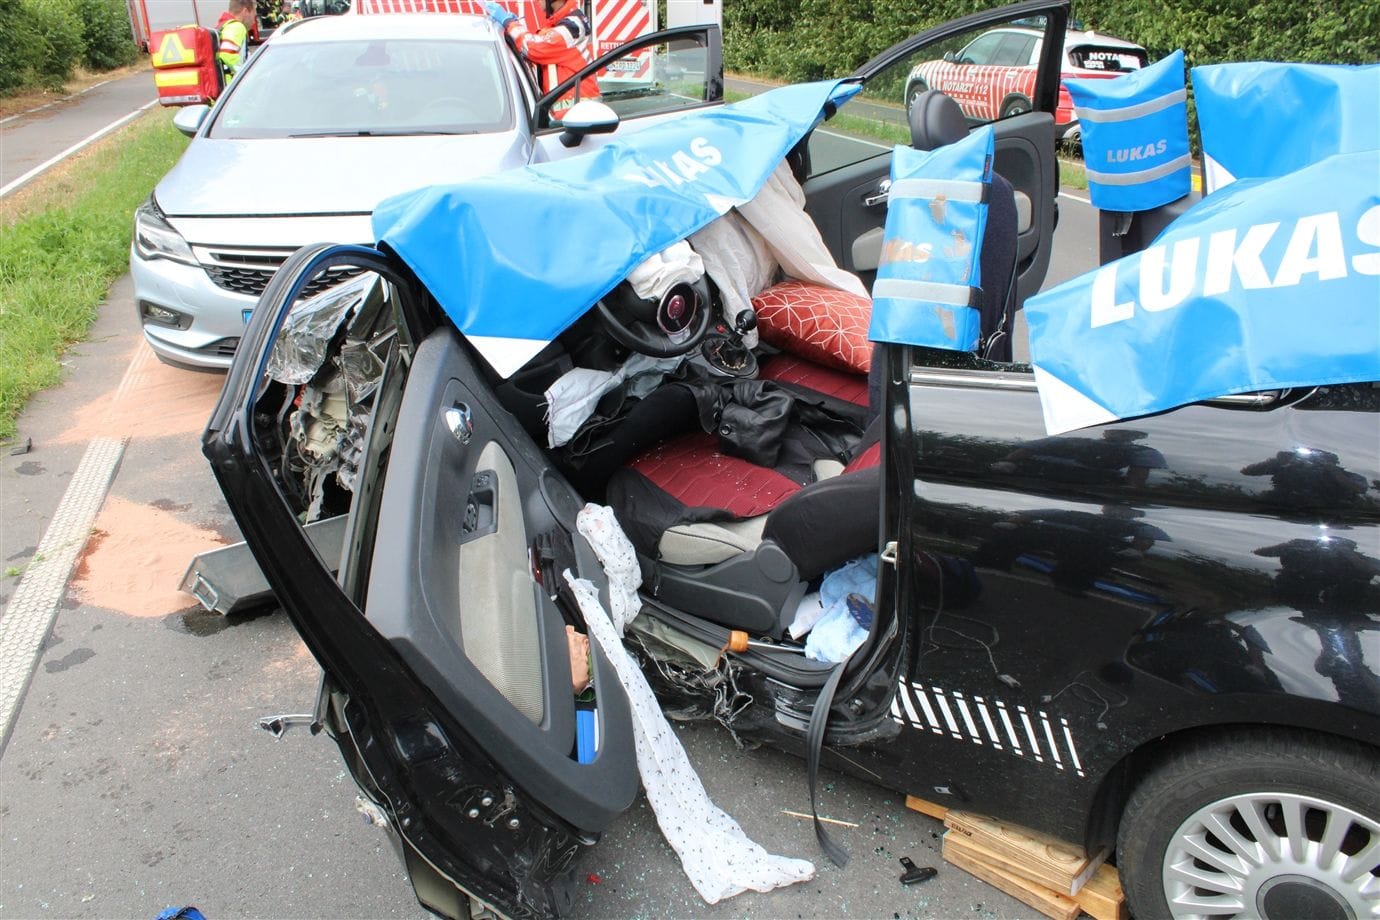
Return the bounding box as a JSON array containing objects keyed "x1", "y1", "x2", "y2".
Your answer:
[{"x1": 244, "y1": 5, "x2": 1065, "y2": 833}]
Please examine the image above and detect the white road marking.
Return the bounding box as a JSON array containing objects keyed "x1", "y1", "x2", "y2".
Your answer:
[
  {"x1": 0, "y1": 100, "x2": 157, "y2": 199},
  {"x1": 0, "y1": 437, "x2": 126, "y2": 749},
  {"x1": 0, "y1": 79, "x2": 118, "y2": 124},
  {"x1": 1059, "y1": 190, "x2": 1091, "y2": 204}
]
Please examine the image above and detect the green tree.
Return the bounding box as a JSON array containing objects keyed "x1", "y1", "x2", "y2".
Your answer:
[{"x1": 75, "y1": 0, "x2": 138, "y2": 71}]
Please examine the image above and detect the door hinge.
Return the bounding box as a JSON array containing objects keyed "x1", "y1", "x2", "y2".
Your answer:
[{"x1": 880, "y1": 541, "x2": 898, "y2": 567}]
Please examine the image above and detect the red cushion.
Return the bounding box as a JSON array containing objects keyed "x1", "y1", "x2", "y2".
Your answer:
[
  {"x1": 627, "y1": 432, "x2": 802, "y2": 518},
  {"x1": 751, "y1": 280, "x2": 873, "y2": 374},
  {"x1": 759, "y1": 354, "x2": 869, "y2": 407}
]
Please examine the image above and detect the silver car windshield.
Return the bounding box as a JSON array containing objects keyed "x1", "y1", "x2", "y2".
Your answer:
[{"x1": 210, "y1": 39, "x2": 514, "y2": 139}]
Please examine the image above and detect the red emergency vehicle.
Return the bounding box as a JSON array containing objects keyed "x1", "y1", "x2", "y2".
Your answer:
[
  {"x1": 350, "y1": 0, "x2": 657, "y2": 89},
  {"x1": 905, "y1": 26, "x2": 1147, "y2": 142}
]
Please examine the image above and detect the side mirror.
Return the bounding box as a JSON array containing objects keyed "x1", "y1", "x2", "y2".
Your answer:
[
  {"x1": 943, "y1": 50, "x2": 959, "y2": 64},
  {"x1": 173, "y1": 105, "x2": 210, "y2": 137},
  {"x1": 557, "y1": 100, "x2": 620, "y2": 149}
]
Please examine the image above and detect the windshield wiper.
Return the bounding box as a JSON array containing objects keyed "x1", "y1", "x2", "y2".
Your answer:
[{"x1": 287, "y1": 129, "x2": 472, "y2": 138}]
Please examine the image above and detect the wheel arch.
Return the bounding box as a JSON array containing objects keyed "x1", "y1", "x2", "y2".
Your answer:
[
  {"x1": 1081, "y1": 719, "x2": 1380, "y2": 856},
  {"x1": 998, "y1": 92, "x2": 1033, "y2": 117}
]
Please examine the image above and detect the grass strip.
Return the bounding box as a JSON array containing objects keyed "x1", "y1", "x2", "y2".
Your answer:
[
  {"x1": 0, "y1": 109, "x2": 187, "y2": 441},
  {"x1": 1058, "y1": 157, "x2": 1088, "y2": 190}
]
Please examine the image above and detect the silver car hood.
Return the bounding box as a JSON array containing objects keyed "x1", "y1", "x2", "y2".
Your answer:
[{"x1": 156, "y1": 133, "x2": 531, "y2": 218}]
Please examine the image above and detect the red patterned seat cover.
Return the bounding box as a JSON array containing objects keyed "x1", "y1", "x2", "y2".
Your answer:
[
  {"x1": 751, "y1": 280, "x2": 873, "y2": 374},
  {"x1": 759, "y1": 354, "x2": 870, "y2": 407},
  {"x1": 626, "y1": 432, "x2": 804, "y2": 519}
]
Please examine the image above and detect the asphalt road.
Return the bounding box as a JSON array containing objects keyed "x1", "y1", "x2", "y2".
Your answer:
[
  {"x1": 0, "y1": 81, "x2": 1101, "y2": 920},
  {"x1": 0, "y1": 72, "x2": 157, "y2": 194}
]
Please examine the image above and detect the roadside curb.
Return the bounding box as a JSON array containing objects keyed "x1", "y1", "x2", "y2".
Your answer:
[{"x1": 0, "y1": 436, "x2": 126, "y2": 753}]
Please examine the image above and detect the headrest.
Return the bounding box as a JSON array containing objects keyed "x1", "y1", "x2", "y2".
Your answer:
[{"x1": 908, "y1": 90, "x2": 969, "y2": 151}]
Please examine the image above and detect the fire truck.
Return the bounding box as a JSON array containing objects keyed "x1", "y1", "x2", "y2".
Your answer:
[{"x1": 126, "y1": 0, "x2": 270, "y2": 51}]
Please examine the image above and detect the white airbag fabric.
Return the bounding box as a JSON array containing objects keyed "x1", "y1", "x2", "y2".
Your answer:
[
  {"x1": 627, "y1": 241, "x2": 707, "y2": 301},
  {"x1": 567, "y1": 504, "x2": 815, "y2": 904},
  {"x1": 690, "y1": 162, "x2": 869, "y2": 349}
]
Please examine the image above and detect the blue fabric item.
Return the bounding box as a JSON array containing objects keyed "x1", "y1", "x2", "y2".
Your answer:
[
  {"x1": 1066, "y1": 49, "x2": 1191, "y2": 212},
  {"x1": 575, "y1": 704, "x2": 597, "y2": 763},
  {"x1": 1025, "y1": 148, "x2": 1380, "y2": 435},
  {"x1": 868, "y1": 126, "x2": 993, "y2": 351},
  {"x1": 805, "y1": 555, "x2": 878, "y2": 663},
  {"x1": 373, "y1": 80, "x2": 861, "y2": 378},
  {"x1": 483, "y1": 1, "x2": 515, "y2": 25},
  {"x1": 155, "y1": 909, "x2": 206, "y2": 920},
  {"x1": 1193, "y1": 62, "x2": 1380, "y2": 194}
]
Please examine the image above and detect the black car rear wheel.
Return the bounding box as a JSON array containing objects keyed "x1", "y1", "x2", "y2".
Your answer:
[
  {"x1": 1118, "y1": 730, "x2": 1380, "y2": 920},
  {"x1": 1000, "y1": 96, "x2": 1031, "y2": 119}
]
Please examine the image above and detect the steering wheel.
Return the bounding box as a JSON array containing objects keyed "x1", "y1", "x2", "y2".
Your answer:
[{"x1": 595, "y1": 278, "x2": 714, "y2": 358}]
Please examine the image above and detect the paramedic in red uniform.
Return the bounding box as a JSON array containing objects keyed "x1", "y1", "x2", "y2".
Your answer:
[
  {"x1": 216, "y1": 0, "x2": 257, "y2": 79},
  {"x1": 485, "y1": 0, "x2": 600, "y2": 117}
]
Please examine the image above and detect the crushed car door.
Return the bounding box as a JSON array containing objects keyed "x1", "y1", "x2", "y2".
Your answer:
[
  {"x1": 203, "y1": 244, "x2": 639, "y2": 920},
  {"x1": 530, "y1": 23, "x2": 723, "y2": 161},
  {"x1": 800, "y1": 0, "x2": 1067, "y2": 303}
]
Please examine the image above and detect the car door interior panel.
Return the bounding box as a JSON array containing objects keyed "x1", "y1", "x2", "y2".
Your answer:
[{"x1": 365, "y1": 326, "x2": 638, "y2": 833}]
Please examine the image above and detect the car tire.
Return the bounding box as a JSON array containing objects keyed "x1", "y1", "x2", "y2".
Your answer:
[
  {"x1": 1117, "y1": 729, "x2": 1380, "y2": 920},
  {"x1": 905, "y1": 80, "x2": 929, "y2": 114},
  {"x1": 1000, "y1": 97, "x2": 1031, "y2": 119}
]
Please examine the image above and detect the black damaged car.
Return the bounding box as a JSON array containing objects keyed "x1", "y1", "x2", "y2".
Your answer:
[{"x1": 203, "y1": 2, "x2": 1380, "y2": 917}]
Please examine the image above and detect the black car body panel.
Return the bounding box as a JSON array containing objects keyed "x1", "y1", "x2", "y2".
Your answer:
[{"x1": 866, "y1": 353, "x2": 1380, "y2": 848}]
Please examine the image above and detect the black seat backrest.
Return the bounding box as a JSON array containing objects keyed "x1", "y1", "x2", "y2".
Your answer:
[{"x1": 907, "y1": 90, "x2": 1019, "y2": 362}]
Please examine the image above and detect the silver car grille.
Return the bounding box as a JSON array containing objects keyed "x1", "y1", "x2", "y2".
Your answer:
[{"x1": 192, "y1": 245, "x2": 366, "y2": 299}]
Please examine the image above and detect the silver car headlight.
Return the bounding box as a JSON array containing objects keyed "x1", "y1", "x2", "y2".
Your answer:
[{"x1": 134, "y1": 196, "x2": 198, "y2": 267}]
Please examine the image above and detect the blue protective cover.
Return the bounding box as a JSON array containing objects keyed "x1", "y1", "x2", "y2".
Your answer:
[
  {"x1": 867, "y1": 125, "x2": 993, "y2": 352},
  {"x1": 1025, "y1": 148, "x2": 1380, "y2": 435},
  {"x1": 372, "y1": 80, "x2": 860, "y2": 377},
  {"x1": 1194, "y1": 61, "x2": 1380, "y2": 193},
  {"x1": 1066, "y1": 49, "x2": 1191, "y2": 212}
]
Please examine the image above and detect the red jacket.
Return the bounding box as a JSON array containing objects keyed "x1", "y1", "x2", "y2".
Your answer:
[{"x1": 505, "y1": 0, "x2": 600, "y2": 116}]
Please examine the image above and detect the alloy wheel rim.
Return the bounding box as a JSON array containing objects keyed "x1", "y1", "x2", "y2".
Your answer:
[{"x1": 1162, "y1": 791, "x2": 1380, "y2": 919}]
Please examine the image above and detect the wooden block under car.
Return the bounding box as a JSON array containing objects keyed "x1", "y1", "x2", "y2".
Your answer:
[
  {"x1": 943, "y1": 834, "x2": 1080, "y2": 920},
  {"x1": 904, "y1": 795, "x2": 949, "y2": 821},
  {"x1": 944, "y1": 810, "x2": 1105, "y2": 895},
  {"x1": 1072, "y1": 864, "x2": 1128, "y2": 920}
]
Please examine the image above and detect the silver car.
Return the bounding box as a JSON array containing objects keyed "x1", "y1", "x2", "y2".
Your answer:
[{"x1": 132, "y1": 13, "x2": 724, "y2": 368}]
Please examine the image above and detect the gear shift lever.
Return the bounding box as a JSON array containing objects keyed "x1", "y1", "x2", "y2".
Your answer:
[{"x1": 702, "y1": 309, "x2": 758, "y2": 377}]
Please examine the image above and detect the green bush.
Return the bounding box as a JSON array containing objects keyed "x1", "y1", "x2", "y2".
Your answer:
[
  {"x1": 0, "y1": 0, "x2": 44, "y2": 94},
  {"x1": 23, "y1": 0, "x2": 86, "y2": 89},
  {"x1": 724, "y1": 0, "x2": 1380, "y2": 80},
  {"x1": 76, "y1": 0, "x2": 138, "y2": 70}
]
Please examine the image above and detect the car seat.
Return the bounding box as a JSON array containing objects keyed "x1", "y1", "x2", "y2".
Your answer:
[
  {"x1": 908, "y1": 89, "x2": 1020, "y2": 361},
  {"x1": 605, "y1": 94, "x2": 1021, "y2": 636}
]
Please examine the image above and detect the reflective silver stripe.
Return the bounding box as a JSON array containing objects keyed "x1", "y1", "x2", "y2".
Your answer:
[
  {"x1": 1085, "y1": 153, "x2": 1192, "y2": 186},
  {"x1": 873, "y1": 278, "x2": 973, "y2": 307},
  {"x1": 889, "y1": 177, "x2": 984, "y2": 203},
  {"x1": 1074, "y1": 87, "x2": 1187, "y2": 124}
]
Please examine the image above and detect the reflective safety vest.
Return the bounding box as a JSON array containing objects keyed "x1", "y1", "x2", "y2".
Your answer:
[
  {"x1": 505, "y1": 0, "x2": 600, "y2": 117},
  {"x1": 216, "y1": 13, "x2": 249, "y2": 78},
  {"x1": 868, "y1": 125, "x2": 994, "y2": 353},
  {"x1": 1067, "y1": 49, "x2": 1190, "y2": 213}
]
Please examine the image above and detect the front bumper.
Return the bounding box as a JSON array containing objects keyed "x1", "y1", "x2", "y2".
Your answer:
[{"x1": 130, "y1": 247, "x2": 257, "y2": 370}]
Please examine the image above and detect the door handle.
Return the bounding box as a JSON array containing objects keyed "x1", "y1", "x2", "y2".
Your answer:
[{"x1": 863, "y1": 179, "x2": 891, "y2": 207}]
